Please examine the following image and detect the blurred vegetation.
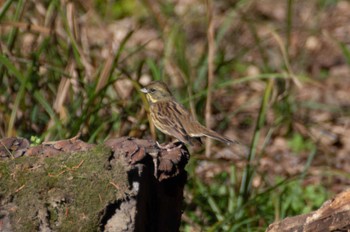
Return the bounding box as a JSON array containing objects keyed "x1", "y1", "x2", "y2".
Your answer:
[{"x1": 1, "y1": 0, "x2": 349, "y2": 230}]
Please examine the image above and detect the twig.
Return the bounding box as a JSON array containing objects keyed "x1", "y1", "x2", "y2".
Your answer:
[
  {"x1": 72, "y1": 159, "x2": 84, "y2": 169},
  {"x1": 205, "y1": 0, "x2": 215, "y2": 157},
  {"x1": 109, "y1": 181, "x2": 120, "y2": 190},
  {"x1": 15, "y1": 184, "x2": 25, "y2": 193},
  {"x1": 48, "y1": 170, "x2": 67, "y2": 177},
  {"x1": 48, "y1": 160, "x2": 84, "y2": 177}
]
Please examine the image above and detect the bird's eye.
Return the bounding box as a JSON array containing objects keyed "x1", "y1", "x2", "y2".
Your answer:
[{"x1": 149, "y1": 88, "x2": 156, "y2": 93}]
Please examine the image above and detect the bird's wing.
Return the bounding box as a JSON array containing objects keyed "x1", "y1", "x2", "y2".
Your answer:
[{"x1": 151, "y1": 101, "x2": 192, "y2": 143}]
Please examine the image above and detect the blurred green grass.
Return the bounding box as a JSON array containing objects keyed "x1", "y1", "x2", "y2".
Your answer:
[{"x1": 0, "y1": 0, "x2": 347, "y2": 230}]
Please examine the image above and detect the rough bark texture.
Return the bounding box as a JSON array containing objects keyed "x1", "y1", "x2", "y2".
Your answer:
[
  {"x1": 266, "y1": 189, "x2": 350, "y2": 232},
  {"x1": 0, "y1": 137, "x2": 189, "y2": 232}
]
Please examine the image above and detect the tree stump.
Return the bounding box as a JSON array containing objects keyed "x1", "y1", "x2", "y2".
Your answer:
[{"x1": 0, "y1": 137, "x2": 189, "y2": 232}]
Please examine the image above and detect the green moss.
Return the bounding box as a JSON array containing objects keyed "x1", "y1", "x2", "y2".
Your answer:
[{"x1": 0, "y1": 145, "x2": 129, "y2": 231}]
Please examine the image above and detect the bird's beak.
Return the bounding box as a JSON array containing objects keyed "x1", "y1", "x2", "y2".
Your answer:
[{"x1": 140, "y1": 88, "x2": 148, "y2": 93}]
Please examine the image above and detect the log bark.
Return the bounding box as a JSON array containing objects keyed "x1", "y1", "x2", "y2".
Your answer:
[
  {"x1": 266, "y1": 189, "x2": 350, "y2": 232},
  {"x1": 0, "y1": 137, "x2": 189, "y2": 232}
]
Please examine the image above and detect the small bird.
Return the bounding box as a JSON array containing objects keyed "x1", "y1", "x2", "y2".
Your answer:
[{"x1": 140, "y1": 81, "x2": 236, "y2": 146}]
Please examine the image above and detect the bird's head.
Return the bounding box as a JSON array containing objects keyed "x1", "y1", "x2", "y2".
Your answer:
[{"x1": 140, "y1": 81, "x2": 173, "y2": 103}]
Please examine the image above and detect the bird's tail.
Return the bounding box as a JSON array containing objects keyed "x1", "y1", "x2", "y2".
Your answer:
[{"x1": 200, "y1": 126, "x2": 237, "y2": 145}]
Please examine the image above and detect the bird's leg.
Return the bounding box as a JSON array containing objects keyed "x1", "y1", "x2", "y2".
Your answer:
[{"x1": 156, "y1": 140, "x2": 182, "y2": 151}]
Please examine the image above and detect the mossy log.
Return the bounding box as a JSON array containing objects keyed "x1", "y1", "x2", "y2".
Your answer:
[{"x1": 0, "y1": 137, "x2": 189, "y2": 232}]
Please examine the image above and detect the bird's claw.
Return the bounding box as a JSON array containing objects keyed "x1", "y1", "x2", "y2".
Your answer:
[{"x1": 156, "y1": 141, "x2": 183, "y2": 151}]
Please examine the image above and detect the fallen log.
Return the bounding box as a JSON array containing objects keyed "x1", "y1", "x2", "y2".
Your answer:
[{"x1": 266, "y1": 189, "x2": 350, "y2": 232}]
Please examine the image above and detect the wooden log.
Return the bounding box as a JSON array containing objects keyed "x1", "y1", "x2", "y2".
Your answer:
[
  {"x1": 266, "y1": 189, "x2": 350, "y2": 232},
  {"x1": 0, "y1": 137, "x2": 189, "y2": 232}
]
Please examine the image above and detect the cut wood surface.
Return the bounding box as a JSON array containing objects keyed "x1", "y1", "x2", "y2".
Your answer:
[{"x1": 0, "y1": 137, "x2": 189, "y2": 232}]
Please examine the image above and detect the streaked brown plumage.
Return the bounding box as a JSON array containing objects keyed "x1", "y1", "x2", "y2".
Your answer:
[{"x1": 141, "y1": 81, "x2": 236, "y2": 146}]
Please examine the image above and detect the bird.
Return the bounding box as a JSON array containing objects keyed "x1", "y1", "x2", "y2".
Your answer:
[{"x1": 140, "y1": 81, "x2": 236, "y2": 146}]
